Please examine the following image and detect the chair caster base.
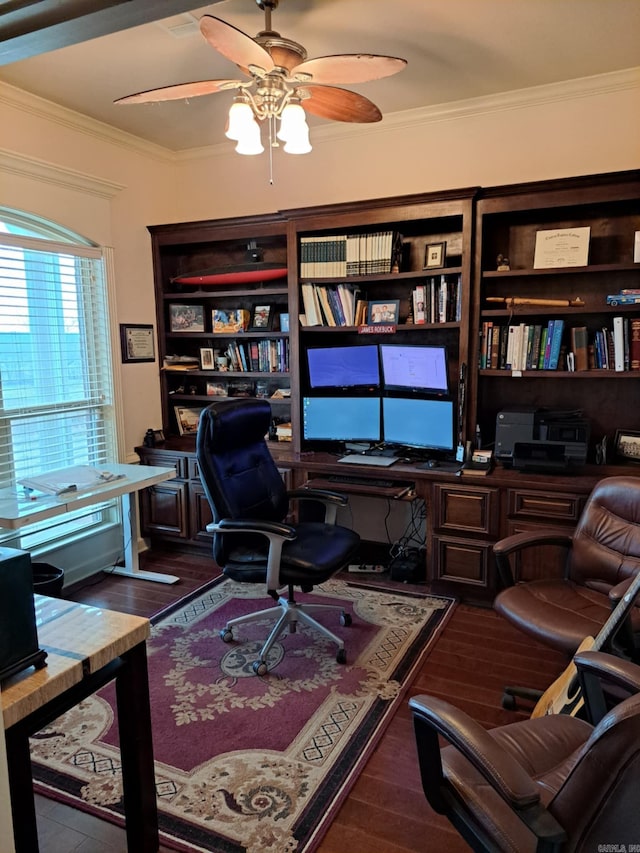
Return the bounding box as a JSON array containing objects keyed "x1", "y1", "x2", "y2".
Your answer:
[
  {"x1": 336, "y1": 648, "x2": 347, "y2": 664},
  {"x1": 501, "y1": 692, "x2": 517, "y2": 711},
  {"x1": 340, "y1": 611, "x2": 352, "y2": 627},
  {"x1": 253, "y1": 660, "x2": 269, "y2": 676},
  {"x1": 220, "y1": 628, "x2": 234, "y2": 643}
]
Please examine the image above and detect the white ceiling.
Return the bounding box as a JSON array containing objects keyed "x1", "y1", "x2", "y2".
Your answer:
[{"x1": 1, "y1": 0, "x2": 640, "y2": 152}]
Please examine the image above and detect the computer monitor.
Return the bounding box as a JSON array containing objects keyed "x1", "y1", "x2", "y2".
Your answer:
[
  {"x1": 380, "y1": 344, "x2": 449, "y2": 394},
  {"x1": 382, "y1": 396, "x2": 454, "y2": 452},
  {"x1": 306, "y1": 344, "x2": 380, "y2": 389},
  {"x1": 302, "y1": 396, "x2": 381, "y2": 442}
]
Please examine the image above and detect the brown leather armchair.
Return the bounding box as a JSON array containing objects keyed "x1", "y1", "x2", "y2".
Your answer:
[
  {"x1": 410, "y1": 650, "x2": 640, "y2": 853},
  {"x1": 493, "y1": 476, "x2": 640, "y2": 708}
]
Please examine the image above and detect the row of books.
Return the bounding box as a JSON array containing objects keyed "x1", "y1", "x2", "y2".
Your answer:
[
  {"x1": 480, "y1": 317, "x2": 640, "y2": 372},
  {"x1": 224, "y1": 338, "x2": 290, "y2": 373},
  {"x1": 300, "y1": 282, "x2": 359, "y2": 326},
  {"x1": 299, "y1": 231, "x2": 402, "y2": 278},
  {"x1": 412, "y1": 275, "x2": 462, "y2": 325}
]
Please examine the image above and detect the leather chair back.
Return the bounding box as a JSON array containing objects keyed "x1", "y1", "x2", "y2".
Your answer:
[
  {"x1": 570, "y1": 476, "x2": 640, "y2": 593},
  {"x1": 196, "y1": 399, "x2": 289, "y2": 567}
]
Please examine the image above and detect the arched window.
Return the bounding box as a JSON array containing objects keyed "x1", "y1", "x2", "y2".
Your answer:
[{"x1": 0, "y1": 209, "x2": 119, "y2": 556}]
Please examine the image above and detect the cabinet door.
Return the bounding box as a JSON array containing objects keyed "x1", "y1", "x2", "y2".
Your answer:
[
  {"x1": 140, "y1": 480, "x2": 189, "y2": 539},
  {"x1": 432, "y1": 534, "x2": 494, "y2": 598},
  {"x1": 189, "y1": 480, "x2": 214, "y2": 542},
  {"x1": 432, "y1": 483, "x2": 500, "y2": 536}
]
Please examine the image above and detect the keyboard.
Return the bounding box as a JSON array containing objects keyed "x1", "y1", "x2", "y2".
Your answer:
[{"x1": 328, "y1": 474, "x2": 398, "y2": 489}]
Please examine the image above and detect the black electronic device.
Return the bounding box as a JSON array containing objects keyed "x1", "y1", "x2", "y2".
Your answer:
[
  {"x1": 380, "y1": 343, "x2": 449, "y2": 394},
  {"x1": 495, "y1": 407, "x2": 589, "y2": 468},
  {"x1": 512, "y1": 442, "x2": 569, "y2": 472},
  {"x1": 302, "y1": 395, "x2": 381, "y2": 443},
  {"x1": 0, "y1": 547, "x2": 47, "y2": 681}
]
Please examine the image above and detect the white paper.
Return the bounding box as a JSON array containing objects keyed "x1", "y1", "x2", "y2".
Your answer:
[{"x1": 19, "y1": 465, "x2": 124, "y2": 496}]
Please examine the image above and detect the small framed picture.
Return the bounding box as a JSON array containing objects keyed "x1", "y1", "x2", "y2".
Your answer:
[
  {"x1": 206, "y1": 382, "x2": 228, "y2": 397},
  {"x1": 152, "y1": 429, "x2": 165, "y2": 444},
  {"x1": 199, "y1": 347, "x2": 215, "y2": 369},
  {"x1": 279, "y1": 312, "x2": 290, "y2": 332},
  {"x1": 424, "y1": 241, "x2": 446, "y2": 269},
  {"x1": 614, "y1": 429, "x2": 640, "y2": 462},
  {"x1": 367, "y1": 299, "x2": 400, "y2": 325},
  {"x1": 174, "y1": 405, "x2": 204, "y2": 436},
  {"x1": 120, "y1": 323, "x2": 155, "y2": 363},
  {"x1": 169, "y1": 304, "x2": 205, "y2": 332},
  {"x1": 250, "y1": 304, "x2": 273, "y2": 330}
]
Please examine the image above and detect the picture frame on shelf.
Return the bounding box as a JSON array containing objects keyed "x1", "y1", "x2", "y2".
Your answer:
[
  {"x1": 250, "y1": 304, "x2": 274, "y2": 331},
  {"x1": 206, "y1": 382, "x2": 228, "y2": 397},
  {"x1": 424, "y1": 241, "x2": 446, "y2": 269},
  {"x1": 120, "y1": 323, "x2": 155, "y2": 363},
  {"x1": 174, "y1": 405, "x2": 204, "y2": 436},
  {"x1": 212, "y1": 308, "x2": 250, "y2": 334},
  {"x1": 199, "y1": 347, "x2": 214, "y2": 369},
  {"x1": 169, "y1": 304, "x2": 205, "y2": 332},
  {"x1": 152, "y1": 429, "x2": 165, "y2": 444},
  {"x1": 614, "y1": 429, "x2": 640, "y2": 462},
  {"x1": 368, "y1": 299, "x2": 400, "y2": 325}
]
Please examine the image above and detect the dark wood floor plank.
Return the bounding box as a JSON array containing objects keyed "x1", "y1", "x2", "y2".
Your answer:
[{"x1": 26, "y1": 547, "x2": 561, "y2": 853}]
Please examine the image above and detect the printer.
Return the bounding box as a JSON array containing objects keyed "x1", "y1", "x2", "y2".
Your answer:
[{"x1": 495, "y1": 407, "x2": 590, "y2": 471}]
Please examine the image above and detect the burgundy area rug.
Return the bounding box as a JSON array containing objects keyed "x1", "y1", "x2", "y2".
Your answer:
[{"x1": 31, "y1": 577, "x2": 454, "y2": 852}]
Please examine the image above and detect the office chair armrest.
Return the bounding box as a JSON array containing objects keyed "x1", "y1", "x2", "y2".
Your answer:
[
  {"x1": 288, "y1": 488, "x2": 348, "y2": 525},
  {"x1": 493, "y1": 530, "x2": 572, "y2": 587},
  {"x1": 575, "y1": 650, "x2": 640, "y2": 696},
  {"x1": 410, "y1": 695, "x2": 565, "y2": 845},
  {"x1": 608, "y1": 576, "x2": 634, "y2": 605},
  {"x1": 208, "y1": 518, "x2": 297, "y2": 593}
]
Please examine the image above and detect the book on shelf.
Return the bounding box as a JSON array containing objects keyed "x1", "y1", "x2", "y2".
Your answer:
[
  {"x1": 163, "y1": 356, "x2": 199, "y2": 371},
  {"x1": 613, "y1": 316, "x2": 625, "y2": 372},
  {"x1": 413, "y1": 285, "x2": 426, "y2": 324},
  {"x1": 547, "y1": 319, "x2": 565, "y2": 370},
  {"x1": 570, "y1": 326, "x2": 589, "y2": 371},
  {"x1": 630, "y1": 318, "x2": 640, "y2": 370},
  {"x1": 301, "y1": 230, "x2": 402, "y2": 278}
]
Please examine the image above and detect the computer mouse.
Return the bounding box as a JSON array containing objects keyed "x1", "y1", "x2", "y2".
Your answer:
[{"x1": 427, "y1": 459, "x2": 440, "y2": 469}]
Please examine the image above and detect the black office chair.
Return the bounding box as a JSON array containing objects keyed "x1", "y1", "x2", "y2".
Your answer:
[{"x1": 196, "y1": 398, "x2": 361, "y2": 675}]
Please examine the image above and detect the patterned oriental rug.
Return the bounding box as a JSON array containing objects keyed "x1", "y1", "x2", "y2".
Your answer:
[{"x1": 31, "y1": 577, "x2": 454, "y2": 853}]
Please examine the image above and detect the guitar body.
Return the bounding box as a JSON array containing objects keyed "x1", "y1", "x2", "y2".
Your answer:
[{"x1": 531, "y1": 636, "x2": 595, "y2": 719}]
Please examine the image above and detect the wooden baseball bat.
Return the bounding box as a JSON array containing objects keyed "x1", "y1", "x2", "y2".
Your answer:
[{"x1": 486, "y1": 296, "x2": 585, "y2": 308}]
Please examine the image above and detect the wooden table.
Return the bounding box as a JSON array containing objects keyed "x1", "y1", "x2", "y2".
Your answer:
[{"x1": 1, "y1": 595, "x2": 158, "y2": 852}]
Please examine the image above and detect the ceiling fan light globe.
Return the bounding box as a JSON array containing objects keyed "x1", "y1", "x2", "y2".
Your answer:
[
  {"x1": 276, "y1": 101, "x2": 307, "y2": 142},
  {"x1": 234, "y1": 118, "x2": 265, "y2": 155},
  {"x1": 283, "y1": 126, "x2": 312, "y2": 154},
  {"x1": 226, "y1": 101, "x2": 255, "y2": 141}
]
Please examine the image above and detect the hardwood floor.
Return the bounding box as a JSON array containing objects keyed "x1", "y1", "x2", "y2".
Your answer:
[{"x1": 31, "y1": 549, "x2": 565, "y2": 852}]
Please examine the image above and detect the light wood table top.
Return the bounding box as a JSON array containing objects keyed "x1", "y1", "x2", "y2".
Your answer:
[{"x1": 1, "y1": 595, "x2": 149, "y2": 729}]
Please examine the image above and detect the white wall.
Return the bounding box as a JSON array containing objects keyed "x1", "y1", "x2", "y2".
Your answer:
[{"x1": 1, "y1": 69, "x2": 639, "y2": 457}]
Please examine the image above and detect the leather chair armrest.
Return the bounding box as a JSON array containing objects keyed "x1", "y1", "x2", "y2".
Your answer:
[
  {"x1": 288, "y1": 488, "x2": 348, "y2": 525},
  {"x1": 409, "y1": 695, "x2": 566, "y2": 846},
  {"x1": 608, "y1": 576, "x2": 634, "y2": 605},
  {"x1": 410, "y1": 694, "x2": 540, "y2": 807},
  {"x1": 493, "y1": 530, "x2": 572, "y2": 587},
  {"x1": 574, "y1": 649, "x2": 640, "y2": 696},
  {"x1": 207, "y1": 518, "x2": 297, "y2": 592}
]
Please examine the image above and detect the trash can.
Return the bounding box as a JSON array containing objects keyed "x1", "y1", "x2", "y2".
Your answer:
[{"x1": 32, "y1": 562, "x2": 65, "y2": 597}]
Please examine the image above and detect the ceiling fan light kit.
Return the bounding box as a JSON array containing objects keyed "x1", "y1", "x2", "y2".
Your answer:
[{"x1": 115, "y1": 0, "x2": 406, "y2": 162}]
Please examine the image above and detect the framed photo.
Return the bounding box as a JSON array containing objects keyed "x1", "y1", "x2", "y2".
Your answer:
[
  {"x1": 174, "y1": 406, "x2": 204, "y2": 436},
  {"x1": 120, "y1": 323, "x2": 155, "y2": 363},
  {"x1": 199, "y1": 347, "x2": 215, "y2": 369},
  {"x1": 206, "y1": 382, "x2": 228, "y2": 397},
  {"x1": 614, "y1": 429, "x2": 640, "y2": 462},
  {"x1": 367, "y1": 299, "x2": 400, "y2": 325},
  {"x1": 250, "y1": 304, "x2": 274, "y2": 331},
  {"x1": 424, "y1": 241, "x2": 446, "y2": 269},
  {"x1": 169, "y1": 304, "x2": 205, "y2": 332},
  {"x1": 152, "y1": 429, "x2": 165, "y2": 444},
  {"x1": 212, "y1": 308, "x2": 250, "y2": 333}
]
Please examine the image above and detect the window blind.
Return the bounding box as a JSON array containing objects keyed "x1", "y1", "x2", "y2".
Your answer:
[{"x1": 0, "y1": 232, "x2": 118, "y2": 549}]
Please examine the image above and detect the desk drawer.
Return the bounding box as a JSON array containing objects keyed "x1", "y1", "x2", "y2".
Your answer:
[
  {"x1": 432, "y1": 483, "x2": 500, "y2": 536},
  {"x1": 508, "y1": 489, "x2": 585, "y2": 522}
]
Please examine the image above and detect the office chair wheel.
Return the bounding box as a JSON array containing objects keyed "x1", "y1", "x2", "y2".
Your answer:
[
  {"x1": 253, "y1": 660, "x2": 269, "y2": 676},
  {"x1": 220, "y1": 628, "x2": 234, "y2": 643},
  {"x1": 501, "y1": 692, "x2": 517, "y2": 711},
  {"x1": 340, "y1": 611, "x2": 352, "y2": 627},
  {"x1": 336, "y1": 648, "x2": 347, "y2": 664}
]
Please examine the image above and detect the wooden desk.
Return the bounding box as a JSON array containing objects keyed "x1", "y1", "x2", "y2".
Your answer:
[
  {"x1": 0, "y1": 463, "x2": 178, "y2": 583},
  {"x1": 1, "y1": 596, "x2": 158, "y2": 853}
]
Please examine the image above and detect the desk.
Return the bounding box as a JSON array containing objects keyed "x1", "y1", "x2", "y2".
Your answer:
[
  {"x1": 1, "y1": 595, "x2": 158, "y2": 853},
  {"x1": 0, "y1": 463, "x2": 179, "y2": 584}
]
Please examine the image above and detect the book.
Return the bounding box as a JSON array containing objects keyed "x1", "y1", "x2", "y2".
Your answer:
[
  {"x1": 613, "y1": 316, "x2": 625, "y2": 372},
  {"x1": 630, "y1": 318, "x2": 640, "y2": 370},
  {"x1": 570, "y1": 326, "x2": 589, "y2": 371},
  {"x1": 413, "y1": 285, "x2": 426, "y2": 324},
  {"x1": 547, "y1": 319, "x2": 565, "y2": 370}
]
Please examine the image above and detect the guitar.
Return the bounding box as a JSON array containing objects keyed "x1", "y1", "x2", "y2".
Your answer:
[{"x1": 531, "y1": 570, "x2": 640, "y2": 719}]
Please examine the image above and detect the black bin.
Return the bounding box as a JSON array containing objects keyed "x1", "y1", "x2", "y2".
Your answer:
[{"x1": 32, "y1": 562, "x2": 65, "y2": 597}]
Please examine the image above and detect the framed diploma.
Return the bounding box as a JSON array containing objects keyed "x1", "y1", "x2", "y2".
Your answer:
[
  {"x1": 120, "y1": 323, "x2": 156, "y2": 363},
  {"x1": 533, "y1": 226, "x2": 590, "y2": 269}
]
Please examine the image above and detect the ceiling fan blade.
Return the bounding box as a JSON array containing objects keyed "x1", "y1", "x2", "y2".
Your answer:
[
  {"x1": 301, "y1": 85, "x2": 382, "y2": 123},
  {"x1": 292, "y1": 54, "x2": 407, "y2": 85},
  {"x1": 200, "y1": 15, "x2": 274, "y2": 75},
  {"x1": 115, "y1": 80, "x2": 242, "y2": 105}
]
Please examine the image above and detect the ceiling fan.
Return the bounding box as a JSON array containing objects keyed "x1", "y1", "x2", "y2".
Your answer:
[{"x1": 115, "y1": 0, "x2": 407, "y2": 153}]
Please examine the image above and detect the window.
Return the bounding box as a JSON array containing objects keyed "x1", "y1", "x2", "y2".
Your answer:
[{"x1": 0, "y1": 210, "x2": 119, "y2": 552}]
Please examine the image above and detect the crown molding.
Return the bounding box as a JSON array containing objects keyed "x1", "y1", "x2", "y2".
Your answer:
[
  {"x1": 0, "y1": 81, "x2": 173, "y2": 163},
  {"x1": 0, "y1": 146, "x2": 125, "y2": 198},
  {"x1": 2, "y1": 67, "x2": 638, "y2": 165}
]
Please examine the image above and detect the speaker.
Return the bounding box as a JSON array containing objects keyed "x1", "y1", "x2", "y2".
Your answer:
[{"x1": 0, "y1": 547, "x2": 47, "y2": 681}]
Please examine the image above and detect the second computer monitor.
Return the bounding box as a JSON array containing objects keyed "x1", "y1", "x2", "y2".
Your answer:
[
  {"x1": 380, "y1": 343, "x2": 449, "y2": 395},
  {"x1": 383, "y1": 396, "x2": 454, "y2": 452},
  {"x1": 302, "y1": 396, "x2": 381, "y2": 443}
]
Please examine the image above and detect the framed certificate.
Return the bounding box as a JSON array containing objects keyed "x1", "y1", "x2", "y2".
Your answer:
[
  {"x1": 120, "y1": 324, "x2": 155, "y2": 363},
  {"x1": 533, "y1": 227, "x2": 590, "y2": 269}
]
